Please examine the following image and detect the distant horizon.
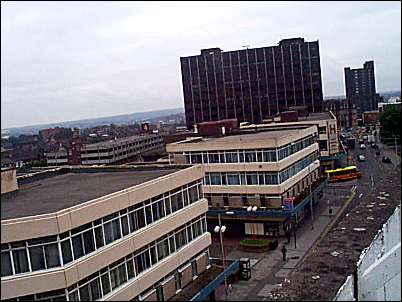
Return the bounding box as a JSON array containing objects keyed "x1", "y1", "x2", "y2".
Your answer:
[
  {"x1": 1, "y1": 106, "x2": 185, "y2": 131},
  {"x1": 1, "y1": 89, "x2": 400, "y2": 131}
]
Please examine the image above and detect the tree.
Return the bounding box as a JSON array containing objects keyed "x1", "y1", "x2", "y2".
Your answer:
[{"x1": 379, "y1": 106, "x2": 401, "y2": 142}]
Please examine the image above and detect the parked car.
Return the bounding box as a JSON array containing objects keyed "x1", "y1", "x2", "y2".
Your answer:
[
  {"x1": 360, "y1": 144, "x2": 366, "y2": 150},
  {"x1": 382, "y1": 156, "x2": 392, "y2": 163},
  {"x1": 358, "y1": 155, "x2": 366, "y2": 162},
  {"x1": 358, "y1": 139, "x2": 364, "y2": 144},
  {"x1": 363, "y1": 135, "x2": 368, "y2": 140},
  {"x1": 371, "y1": 143, "x2": 377, "y2": 148},
  {"x1": 376, "y1": 150, "x2": 381, "y2": 155}
]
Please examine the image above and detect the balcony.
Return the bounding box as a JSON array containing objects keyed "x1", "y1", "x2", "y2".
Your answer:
[{"x1": 207, "y1": 178, "x2": 327, "y2": 219}]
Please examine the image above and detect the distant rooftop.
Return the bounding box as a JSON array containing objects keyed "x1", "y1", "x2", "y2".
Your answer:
[
  {"x1": 82, "y1": 133, "x2": 161, "y2": 149},
  {"x1": 1, "y1": 166, "x2": 182, "y2": 220},
  {"x1": 182, "y1": 38, "x2": 317, "y2": 58},
  {"x1": 290, "y1": 111, "x2": 334, "y2": 121},
  {"x1": 241, "y1": 112, "x2": 334, "y2": 128}
]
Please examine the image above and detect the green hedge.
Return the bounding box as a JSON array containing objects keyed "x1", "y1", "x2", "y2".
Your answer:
[{"x1": 239, "y1": 239, "x2": 270, "y2": 248}]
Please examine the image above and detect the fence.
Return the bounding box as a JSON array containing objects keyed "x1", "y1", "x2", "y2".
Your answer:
[{"x1": 190, "y1": 259, "x2": 240, "y2": 301}]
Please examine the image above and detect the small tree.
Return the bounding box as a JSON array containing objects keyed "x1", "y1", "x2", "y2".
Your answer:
[{"x1": 380, "y1": 106, "x2": 400, "y2": 141}]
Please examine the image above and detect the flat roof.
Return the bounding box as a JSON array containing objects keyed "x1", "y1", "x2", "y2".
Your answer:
[
  {"x1": 181, "y1": 38, "x2": 317, "y2": 58},
  {"x1": 167, "y1": 125, "x2": 319, "y2": 153},
  {"x1": 176, "y1": 126, "x2": 313, "y2": 146},
  {"x1": 1, "y1": 167, "x2": 181, "y2": 220},
  {"x1": 295, "y1": 111, "x2": 334, "y2": 121}
]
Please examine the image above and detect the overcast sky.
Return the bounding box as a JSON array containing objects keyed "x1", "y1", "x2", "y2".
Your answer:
[{"x1": 1, "y1": 1, "x2": 401, "y2": 129}]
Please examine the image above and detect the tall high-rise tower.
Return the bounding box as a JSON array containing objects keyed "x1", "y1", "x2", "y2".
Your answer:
[
  {"x1": 344, "y1": 60, "x2": 379, "y2": 113},
  {"x1": 180, "y1": 38, "x2": 324, "y2": 129}
]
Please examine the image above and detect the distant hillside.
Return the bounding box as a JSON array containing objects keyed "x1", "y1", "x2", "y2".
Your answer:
[
  {"x1": 379, "y1": 90, "x2": 400, "y2": 101},
  {"x1": 2, "y1": 108, "x2": 184, "y2": 137},
  {"x1": 324, "y1": 90, "x2": 400, "y2": 101},
  {"x1": 324, "y1": 95, "x2": 345, "y2": 100}
]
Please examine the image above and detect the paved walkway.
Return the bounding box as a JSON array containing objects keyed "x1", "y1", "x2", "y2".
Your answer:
[
  {"x1": 377, "y1": 141, "x2": 401, "y2": 166},
  {"x1": 212, "y1": 185, "x2": 354, "y2": 301}
]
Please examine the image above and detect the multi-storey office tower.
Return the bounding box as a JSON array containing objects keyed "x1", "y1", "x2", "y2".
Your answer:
[
  {"x1": 180, "y1": 38, "x2": 324, "y2": 129},
  {"x1": 344, "y1": 60, "x2": 378, "y2": 112},
  {"x1": 167, "y1": 126, "x2": 322, "y2": 236},
  {"x1": 241, "y1": 111, "x2": 340, "y2": 172},
  {"x1": 1, "y1": 165, "x2": 210, "y2": 301}
]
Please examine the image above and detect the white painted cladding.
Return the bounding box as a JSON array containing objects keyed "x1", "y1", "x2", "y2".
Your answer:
[{"x1": 334, "y1": 205, "x2": 401, "y2": 301}]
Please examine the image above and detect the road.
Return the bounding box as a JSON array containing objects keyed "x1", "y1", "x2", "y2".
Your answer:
[
  {"x1": 343, "y1": 134, "x2": 400, "y2": 215},
  {"x1": 267, "y1": 134, "x2": 401, "y2": 301}
]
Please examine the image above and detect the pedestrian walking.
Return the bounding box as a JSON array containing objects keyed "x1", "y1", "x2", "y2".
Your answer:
[{"x1": 281, "y1": 245, "x2": 287, "y2": 261}]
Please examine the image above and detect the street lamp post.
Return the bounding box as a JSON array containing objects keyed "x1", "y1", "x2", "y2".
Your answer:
[
  {"x1": 247, "y1": 205, "x2": 258, "y2": 239},
  {"x1": 308, "y1": 165, "x2": 314, "y2": 230},
  {"x1": 214, "y1": 214, "x2": 228, "y2": 297}
]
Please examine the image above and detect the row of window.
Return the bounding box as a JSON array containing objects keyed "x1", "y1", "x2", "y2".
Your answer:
[
  {"x1": 82, "y1": 141, "x2": 163, "y2": 156},
  {"x1": 47, "y1": 143, "x2": 164, "y2": 161},
  {"x1": 204, "y1": 172, "x2": 279, "y2": 186},
  {"x1": 278, "y1": 151, "x2": 319, "y2": 183},
  {"x1": 133, "y1": 249, "x2": 210, "y2": 301},
  {"x1": 185, "y1": 70, "x2": 321, "y2": 90},
  {"x1": 203, "y1": 151, "x2": 319, "y2": 186},
  {"x1": 82, "y1": 137, "x2": 163, "y2": 154},
  {"x1": 81, "y1": 144, "x2": 162, "y2": 161},
  {"x1": 182, "y1": 135, "x2": 316, "y2": 165},
  {"x1": 4, "y1": 215, "x2": 208, "y2": 302},
  {"x1": 220, "y1": 59, "x2": 317, "y2": 68},
  {"x1": 1, "y1": 181, "x2": 203, "y2": 277}
]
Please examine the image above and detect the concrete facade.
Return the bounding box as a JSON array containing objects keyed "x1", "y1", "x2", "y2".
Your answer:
[
  {"x1": 1, "y1": 168, "x2": 18, "y2": 195},
  {"x1": 167, "y1": 126, "x2": 321, "y2": 236},
  {"x1": 1, "y1": 165, "x2": 211, "y2": 301},
  {"x1": 242, "y1": 111, "x2": 340, "y2": 171},
  {"x1": 45, "y1": 133, "x2": 165, "y2": 166}
]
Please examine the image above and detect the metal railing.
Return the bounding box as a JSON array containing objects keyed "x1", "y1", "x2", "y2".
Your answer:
[
  {"x1": 207, "y1": 179, "x2": 327, "y2": 219},
  {"x1": 190, "y1": 259, "x2": 240, "y2": 301}
]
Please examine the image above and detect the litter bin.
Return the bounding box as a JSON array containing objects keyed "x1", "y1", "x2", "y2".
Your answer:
[{"x1": 239, "y1": 258, "x2": 251, "y2": 280}]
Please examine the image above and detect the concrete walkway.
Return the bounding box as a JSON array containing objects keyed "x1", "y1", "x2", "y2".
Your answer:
[
  {"x1": 377, "y1": 141, "x2": 401, "y2": 166},
  {"x1": 213, "y1": 185, "x2": 354, "y2": 301}
]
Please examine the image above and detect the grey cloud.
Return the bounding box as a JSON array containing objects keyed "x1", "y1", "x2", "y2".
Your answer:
[{"x1": 1, "y1": 1, "x2": 401, "y2": 128}]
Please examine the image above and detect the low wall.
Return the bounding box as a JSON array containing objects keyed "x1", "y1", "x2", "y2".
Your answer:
[{"x1": 1, "y1": 168, "x2": 18, "y2": 194}]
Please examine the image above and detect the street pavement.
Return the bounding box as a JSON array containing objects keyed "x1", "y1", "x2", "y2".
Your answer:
[
  {"x1": 210, "y1": 183, "x2": 354, "y2": 301},
  {"x1": 267, "y1": 131, "x2": 401, "y2": 300},
  {"x1": 377, "y1": 141, "x2": 400, "y2": 166}
]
